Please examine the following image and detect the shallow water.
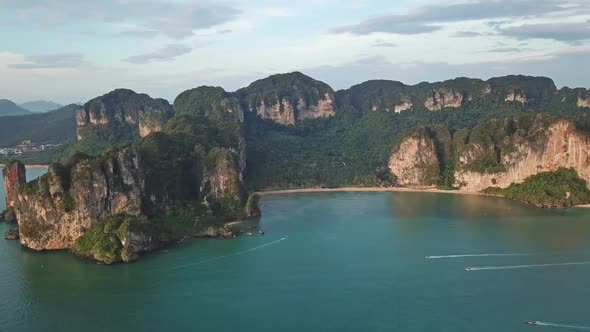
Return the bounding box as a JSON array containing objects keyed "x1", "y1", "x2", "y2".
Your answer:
[{"x1": 2, "y1": 188, "x2": 590, "y2": 331}]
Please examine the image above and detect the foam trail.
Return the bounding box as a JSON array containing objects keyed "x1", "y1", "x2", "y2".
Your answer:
[
  {"x1": 425, "y1": 253, "x2": 530, "y2": 259},
  {"x1": 466, "y1": 261, "x2": 590, "y2": 271},
  {"x1": 533, "y1": 321, "x2": 590, "y2": 330},
  {"x1": 171, "y1": 237, "x2": 287, "y2": 270}
]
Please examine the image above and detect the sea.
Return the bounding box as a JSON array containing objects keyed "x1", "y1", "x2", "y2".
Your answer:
[{"x1": 2, "y1": 172, "x2": 590, "y2": 331}]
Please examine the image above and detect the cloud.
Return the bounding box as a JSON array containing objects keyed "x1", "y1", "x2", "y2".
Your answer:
[
  {"x1": 124, "y1": 44, "x2": 192, "y2": 64},
  {"x1": 497, "y1": 22, "x2": 590, "y2": 43},
  {"x1": 372, "y1": 42, "x2": 396, "y2": 48},
  {"x1": 483, "y1": 47, "x2": 523, "y2": 53},
  {"x1": 452, "y1": 31, "x2": 484, "y2": 38},
  {"x1": 302, "y1": 48, "x2": 590, "y2": 91},
  {"x1": 8, "y1": 53, "x2": 89, "y2": 69},
  {"x1": 261, "y1": 7, "x2": 294, "y2": 17},
  {"x1": 119, "y1": 29, "x2": 159, "y2": 39},
  {"x1": 0, "y1": 0, "x2": 242, "y2": 39},
  {"x1": 330, "y1": 0, "x2": 567, "y2": 35}
]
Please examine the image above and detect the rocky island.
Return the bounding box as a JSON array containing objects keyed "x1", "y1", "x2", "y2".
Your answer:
[{"x1": 3, "y1": 72, "x2": 590, "y2": 263}]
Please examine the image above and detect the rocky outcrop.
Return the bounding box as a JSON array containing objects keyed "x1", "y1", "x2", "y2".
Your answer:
[
  {"x1": 238, "y1": 72, "x2": 336, "y2": 125},
  {"x1": 394, "y1": 100, "x2": 413, "y2": 113},
  {"x1": 388, "y1": 115, "x2": 590, "y2": 193},
  {"x1": 578, "y1": 96, "x2": 590, "y2": 108},
  {"x1": 505, "y1": 89, "x2": 527, "y2": 105},
  {"x1": 424, "y1": 88, "x2": 463, "y2": 111},
  {"x1": 2, "y1": 161, "x2": 26, "y2": 208},
  {"x1": 454, "y1": 118, "x2": 590, "y2": 192},
  {"x1": 4, "y1": 147, "x2": 144, "y2": 251},
  {"x1": 173, "y1": 86, "x2": 245, "y2": 123},
  {"x1": 389, "y1": 128, "x2": 440, "y2": 186},
  {"x1": 76, "y1": 89, "x2": 173, "y2": 141}
]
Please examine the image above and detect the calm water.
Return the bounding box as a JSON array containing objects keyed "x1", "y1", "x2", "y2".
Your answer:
[{"x1": 2, "y1": 188, "x2": 590, "y2": 331}]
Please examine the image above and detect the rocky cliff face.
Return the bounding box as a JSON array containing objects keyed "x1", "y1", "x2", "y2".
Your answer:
[
  {"x1": 4, "y1": 147, "x2": 144, "y2": 252},
  {"x1": 5, "y1": 86, "x2": 253, "y2": 263},
  {"x1": 424, "y1": 88, "x2": 464, "y2": 111},
  {"x1": 454, "y1": 117, "x2": 590, "y2": 192},
  {"x1": 238, "y1": 72, "x2": 336, "y2": 125},
  {"x1": 76, "y1": 89, "x2": 173, "y2": 141},
  {"x1": 389, "y1": 114, "x2": 590, "y2": 193},
  {"x1": 389, "y1": 128, "x2": 441, "y2": 187}
]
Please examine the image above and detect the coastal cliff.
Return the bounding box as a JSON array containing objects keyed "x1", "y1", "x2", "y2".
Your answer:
[
  {"x1": 389, "y1": 114, "x2": 590, "y2": 206},
  {"x1": 4, "y1": 89, "x2": 256, "y2": 264}
]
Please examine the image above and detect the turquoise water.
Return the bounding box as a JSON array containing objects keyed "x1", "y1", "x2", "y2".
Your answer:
[{"x1": 2, "y1": 189, "x2": 590, "y2": 331}]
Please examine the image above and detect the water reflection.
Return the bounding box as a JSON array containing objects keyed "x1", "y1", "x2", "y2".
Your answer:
[{"x1": 388, "y1": 192, "x2": 590, "y2": 250}]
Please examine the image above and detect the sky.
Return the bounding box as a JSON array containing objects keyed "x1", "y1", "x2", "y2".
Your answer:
[{"x1": 0, "y1": 0, "x2": 589, "y2": 104}]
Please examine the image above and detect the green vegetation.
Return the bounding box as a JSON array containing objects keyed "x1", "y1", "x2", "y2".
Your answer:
[
  {"x1": 73, "y1": 215, "x2": 135, "y2": 264},
  {"x1": 237, "y1": 72, "x2": 334, "y2": 114},
  {"x1": 483, "y1": 168, "x2": 590, "y2": 208}
]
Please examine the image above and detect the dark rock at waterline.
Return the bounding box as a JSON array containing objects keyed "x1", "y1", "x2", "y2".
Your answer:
[{"x1": 4, "y1": 229, "x2": 19, "y2": 240}]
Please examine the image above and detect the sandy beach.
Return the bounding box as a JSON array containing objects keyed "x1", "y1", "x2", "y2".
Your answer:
[{"x1": 257, "y1": 187, "x2": 489, "y2": 197}]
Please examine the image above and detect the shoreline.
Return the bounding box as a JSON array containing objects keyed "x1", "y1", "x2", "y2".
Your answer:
[
  {"x1": 257, "y1": 187, "x2": 490, "y2": 197},
  {"x1": 257, "y1": 187, "x2": 590, "y2": 209},
  {"x1": 0, "y1": 164, "x2": 49, "y2": 170}
]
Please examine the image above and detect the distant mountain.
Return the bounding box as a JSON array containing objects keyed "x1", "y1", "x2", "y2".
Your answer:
[
  {"x1": 19, "y1": 100, "x2": 63, "y2": 113},
  {"x1": 0, "y1": 99, "x2": 32, "y2": 117}
]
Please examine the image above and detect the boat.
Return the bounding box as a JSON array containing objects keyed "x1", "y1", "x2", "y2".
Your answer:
[
  {"x1": 245, "y1": 232, "x2": 253, "y2": 236},
  {"x1": 526, "y1": 321, "x2": 538, "y2": 325},
  {"x1": 259, "y1": 229, "x2": 265, "y2": 235},
  {"x1": 464, "y1": 267, "x2": 473, "y2": 271},
  {"x1": 425, "y1": 256, "x2": 432, "y2": 259}
]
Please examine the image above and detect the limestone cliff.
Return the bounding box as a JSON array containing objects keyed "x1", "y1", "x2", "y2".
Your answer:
[
  {"x1": 5, "y1": 87, "x2": 255, "y2": 263},
  {"x1": 388, "y1": 114, "x2": 590, "y2": 194},
  {"x1": 424, "y1": 88, "x2": 464, "y2": 111},
  {"x1": 389, "y1": 127, "x2": 441, "y2": 187},
  {"x1": 454, "y1": 115, "x2": 590, "y2": 192},
  {"x1": 238, "y1": 72, "x2": 336, "y2": 125},
  {"x1": 76, "y1": 89, "x2": 173, "y2": 141},
  {"x1": 3, "y1": 148, "x2": 144, "y2": 253}
]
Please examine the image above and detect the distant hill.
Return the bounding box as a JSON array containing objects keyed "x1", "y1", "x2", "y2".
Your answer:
[
  {"x1": 19, "y1": 100, "x2": 63, "y2": 113},
  {"x1": 0, "y1": 104, "x2": 78, "y2": 147},
  {"x1": 0, "y1": 99, "x2": 32, "y2": 116}
]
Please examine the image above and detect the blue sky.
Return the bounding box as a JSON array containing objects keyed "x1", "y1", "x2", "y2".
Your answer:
[{"x1": 0, "y1": 0, "x2": 589, "y2": 103}]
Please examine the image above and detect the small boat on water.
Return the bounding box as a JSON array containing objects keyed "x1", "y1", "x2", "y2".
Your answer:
[
  {"x1": 259, "y1": 229, "x2": 265, "y2": 235},
  {"x1": 245, "y1": 232, "x2": 253, "y2": 236},
  {"x1": 526, "y1": 321, "x2": 538, "y2": 325}
]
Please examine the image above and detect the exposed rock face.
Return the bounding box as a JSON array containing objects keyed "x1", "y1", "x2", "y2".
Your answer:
[
  {"x1": 238, "y1": 72, "x2": 336, "y2": 125},
  {"x1": 255, "y1": 98, "x2": 297, "y2": 125},
  {"x1": 578, "y1": 96, "x2": 590, "y2": 108},
  {"x1": 76, "y1": 89, "x2": 173, "y2": 141},
  {"x1": 389, "y1": 128, "x2": 440, "y2": 186},
  {"x1": 394, "y1": 100, "x2": 413, "y2": 113},
  {"x1": 2, "y1": 161, "x2": 26, "y2": 208},
  {"x1": 505, "y1": 89, "x2": 527, "y2": 105},
  {"x1": 424, "y1": 88, "x2": 464, "y2": 111},
  {"x1": 4, "y1": 147, "x2": 144, "y2": 251},
  {"x1": 455, "y1": 119, "x2": 590, "y2": 192}
]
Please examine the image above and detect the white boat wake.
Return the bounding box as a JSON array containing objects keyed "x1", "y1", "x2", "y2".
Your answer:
[
  {"x1": 425, "y1": 253, "x2": 530, "y2": 259},
  {"x1": 532, "y1": 321, "x2": 590, "y2": 330},
  {"x1": 171, "y1": 237, "x2": 287, "y2": 270},
  {"x1": 465, "y1": 261, "x2": 590, "y2": 271}
]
